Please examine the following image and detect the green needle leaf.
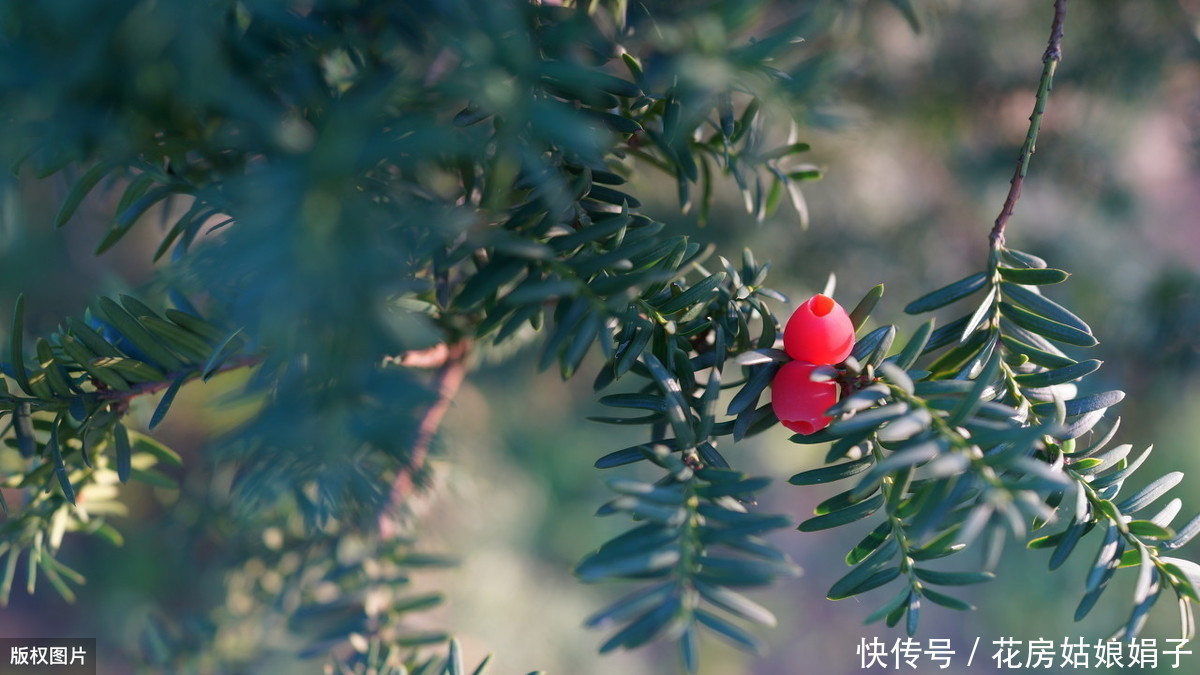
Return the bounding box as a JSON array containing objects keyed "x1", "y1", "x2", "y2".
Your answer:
[
  {"x1": 912, "y1": 569, "x2": 994, "y2": 586},
  {"x1": 1000, "y1": 282, "x2": 1091, "y2": 334},
  {"x1": 695, "y1": 609, "x2": 764, "y2": 655},
  {"x1": 598, "y1": 595, "x2": 681, "y2": 653},
  {"x1": 653, "y1": 273, "x2": 726, "y2": 315},
  {"x1": 864, "y1": 587, "x2": 911, "y2": 625},
  {"x1": 921, "y1": 588, "x2": 973, "y2": 611},
  {"x1": 999, "y1": 301, "x2": 1098, "y2": 347},
  {"x1": 96, "y1": 297, "x2": 186, "y2": 370},
  {"x1": 149, "y1": 377, "x2": 186, "y2": 430},
  {"x1": 997, "y1": 267, "x2": 1069, "y2": 285},
  {"x1": 48, "y1": 416, "x2": 75, "y2": 505},
  {"x1": 904, "y1": 273, "x2": 987, "y2": 314},
  {"x1": 114, "y1": 423, "x2": 132, "y2": 483},
  {"x1": 1127, "y1": 521, "x2": 1173, "y2": 540},
  {"x1": 849, "y1": 284, "x2": 885, "y2": 331},
  {"x1": 1014, "y1": 359, "x2": 1102, "y2": 388},
  {"x1": 9, "y1": 295, "x2": 31, "y2": 395},
  {"x1": 797, "y1": 494, "x2": 884, "y2": 532},
  {"x1": 54, "y1": 162, "x2": 110, "y2": 227},
  {"x1": 892, "y1": 319, "x2": 934, "y2": 369},
  {"x1": 789, "y1": 457, "x2": 874, "y2": 486},
  {"x1": 445, "y1": 638, "x2": 464, "y2": 675},
  {"x1": 1117, "y1": 472, "x2": 1185, "y2": 514}
]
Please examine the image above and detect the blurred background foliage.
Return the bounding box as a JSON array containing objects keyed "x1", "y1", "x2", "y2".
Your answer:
[{"x1": 0, "y1": 0, "x2": 1197, "y2": 673}]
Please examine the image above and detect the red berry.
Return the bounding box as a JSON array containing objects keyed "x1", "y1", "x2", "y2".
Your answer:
[
  {"x1": 783, "y1": 293, "x2": 855, "y2": 365},
  {"x1": 771, "y1": 360, "x2": 838, "y2": 435}
]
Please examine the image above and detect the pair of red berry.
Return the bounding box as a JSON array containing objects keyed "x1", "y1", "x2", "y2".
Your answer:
[{"x1": 771, "y1": 294, "x2": 855, "y2": 435}]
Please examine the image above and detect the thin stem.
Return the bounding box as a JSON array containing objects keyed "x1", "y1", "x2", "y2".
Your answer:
[
  {"x1": 378, "y1": 341, "x2": 469, "y2": 538},
  {"x1": 870, "y1": 441, "x2": 920, "y2": 584},
  {"x1": 988, "y1": 0, "x2": 1068, "y2": 249},
  {"x1": 676, "y1": 485, "x2": 700, "y2": 602}
]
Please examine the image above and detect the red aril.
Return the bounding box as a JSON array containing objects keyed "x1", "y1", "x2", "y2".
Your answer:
[
  {"x1": 771, "y1": 360, "x2": 838, "y2": 435},
  {"x1": 783, "y1": 294, "x2": 855, "y2": 365}
]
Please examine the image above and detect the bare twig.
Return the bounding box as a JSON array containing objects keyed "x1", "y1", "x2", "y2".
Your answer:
[
  {"x1": 989, "y1": 0, "x2": 1068, "y2": 248},
  {"x1": 384, "y1": 343, "x2": 452, "y2": 369},
  {"x1": 379, "y1": 341, "x2": 469, "y2": 538}
]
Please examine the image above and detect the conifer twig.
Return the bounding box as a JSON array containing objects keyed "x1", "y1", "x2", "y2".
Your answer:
[
  {"x1": 97, "y1": 355, "x2": 263, "y2": 402},
  {"x1": 989, "y1": 0, "x2": 1068, "y2": 248}
]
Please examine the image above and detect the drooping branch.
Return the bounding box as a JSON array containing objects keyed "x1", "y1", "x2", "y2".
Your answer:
[
  {"x1": 988, "y1": 0, "x2": 1068, "y2": 248},
  {"x1": 378, "y1": 341, "x2": 470, "y2": 538}
]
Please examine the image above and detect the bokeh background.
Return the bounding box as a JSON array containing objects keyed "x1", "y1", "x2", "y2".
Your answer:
[{"x1": 1, "y1": 1, "x2": 1198, "y2": 673}]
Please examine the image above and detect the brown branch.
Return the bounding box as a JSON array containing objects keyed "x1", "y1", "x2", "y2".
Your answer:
[
  {"x1": 383, "y1": 343, "x2": 452, "y2": 369},
  {"x1": 989, "y1": 0, "x2": 1068, "y2": 249},
  {"x1": 378, "y1": 340, "x2": 469, "y2": 538}
]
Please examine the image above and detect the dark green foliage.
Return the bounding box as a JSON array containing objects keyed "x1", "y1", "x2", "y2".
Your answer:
[
  {"x1": 0, "y1": 0, "x2": 1194, "y2": 673},
  {"x1": 580, "y1": 252, "x2": 802, "y2": 668},
  {"x1": 0, "y1": 295, "x2": 235, "y2": 604},
  {"x1": 1, "y1": 0, "x2": 830, "y2": 669}
]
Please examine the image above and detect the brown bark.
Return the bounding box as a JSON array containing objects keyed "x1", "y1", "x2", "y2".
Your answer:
[{"x1": 378, "y1": 341, "x2": 469, "y2": 538}]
